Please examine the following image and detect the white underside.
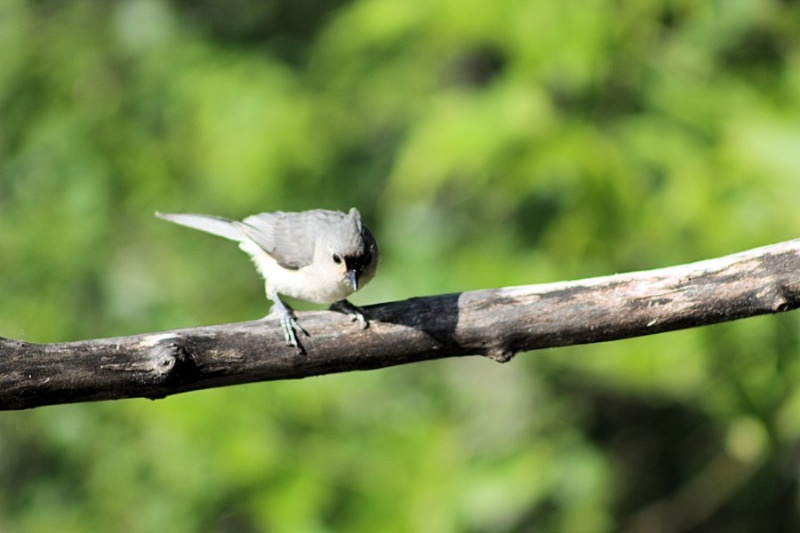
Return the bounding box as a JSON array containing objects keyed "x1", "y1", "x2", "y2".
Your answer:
[{"x1": 239, "y1": 241, "x2": 357, "y2": 304}]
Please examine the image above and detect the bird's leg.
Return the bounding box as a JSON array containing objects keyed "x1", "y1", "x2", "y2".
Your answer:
[
  {"x1": 330, "y1": 299, "x2": 369, "y2": 329},
  {"x1": 266, "y1": 286, "x2": 309, "y2": 351}
]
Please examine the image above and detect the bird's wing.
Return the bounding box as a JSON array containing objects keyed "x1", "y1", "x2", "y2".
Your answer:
[
  {"x1": 239, "y1": 212, "x2": 324, "y2": 269},
  {"x1": 156, "y1": 212, "x2": 244, "y2": 241}
]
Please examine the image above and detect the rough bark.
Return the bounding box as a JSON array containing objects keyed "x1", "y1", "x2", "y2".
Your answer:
[{"x1": 2, "y1": 239, "x2": 800, "y2": 410}]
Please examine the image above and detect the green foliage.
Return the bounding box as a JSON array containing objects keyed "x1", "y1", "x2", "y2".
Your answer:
[{"x1": 1, "y1": 0, "x2": 800, "y2": 530}]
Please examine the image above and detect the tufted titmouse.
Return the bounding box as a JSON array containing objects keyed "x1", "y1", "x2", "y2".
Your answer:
[{"x1": 156, "y1": 208, "x2": 379, "y2": 350}]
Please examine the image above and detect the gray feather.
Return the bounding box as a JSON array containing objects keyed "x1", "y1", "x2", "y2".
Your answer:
[
  {"x1": 239, "y1": 210, "x2": 337, "y2": 269},
  {"x1": 156, "y1": 212, "x2": 244, "y2": 242},
  {"x1": 158, "y1": 208, "x2": 372, "y2": 272}
]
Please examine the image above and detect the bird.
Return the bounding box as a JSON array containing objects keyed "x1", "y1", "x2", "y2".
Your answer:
[{"x1": 156, "y1": 208, "x2": 379, "y2": 350}]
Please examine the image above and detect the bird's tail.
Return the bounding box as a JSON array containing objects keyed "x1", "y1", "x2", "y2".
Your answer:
[{"x1": 155, "y1": 212, "x2": 244, "y2": 242}]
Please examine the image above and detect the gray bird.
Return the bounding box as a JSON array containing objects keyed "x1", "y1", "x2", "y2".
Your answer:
[{"x1": 156, "y1": 208, "x2": 379, "y2": 350}]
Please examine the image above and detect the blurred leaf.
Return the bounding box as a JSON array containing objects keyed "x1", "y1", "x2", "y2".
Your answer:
[{"x1": 2, "y1": 0, "x2": 800, "y2": 531}]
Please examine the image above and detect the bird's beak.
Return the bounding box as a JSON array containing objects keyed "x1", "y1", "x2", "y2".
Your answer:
[{"x1": 346, "y1": 269, "x2": 359, "y2": 291}]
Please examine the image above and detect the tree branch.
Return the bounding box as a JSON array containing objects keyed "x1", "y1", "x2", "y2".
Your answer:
[{"x1": 3, "y1": 239, "x2": 800, "y2": 410}]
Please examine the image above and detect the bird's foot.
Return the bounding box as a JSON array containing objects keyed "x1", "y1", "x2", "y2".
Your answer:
[
  {"x1": 267, "y1": 298, "x2": 309, "y2": 353},
  {"x1": 281, "y1": 312, "x2": 310, "y2": 349},
  {"x1": 330, "y1": 300, "x2": 369, "y2": 329}
]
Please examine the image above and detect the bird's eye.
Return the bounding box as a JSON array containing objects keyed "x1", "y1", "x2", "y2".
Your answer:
[{"x1": 332, "y1": 254, "x2": 342, "y2": 264}]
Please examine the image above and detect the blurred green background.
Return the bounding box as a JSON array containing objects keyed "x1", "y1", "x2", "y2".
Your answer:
[{"x1": 2, "y1": 0, "x2": 800, "y2": 531}]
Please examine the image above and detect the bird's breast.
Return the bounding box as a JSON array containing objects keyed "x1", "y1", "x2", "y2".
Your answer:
[{"x1": 261, "y1": 258, "x2": 355, "y2": 304}]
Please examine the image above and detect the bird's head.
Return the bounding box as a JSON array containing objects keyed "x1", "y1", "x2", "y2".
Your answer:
[{"x1": 319, "y1": 208, "x2": 379, "y2": 293}]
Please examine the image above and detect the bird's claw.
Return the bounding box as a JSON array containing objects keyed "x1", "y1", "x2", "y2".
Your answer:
[
  {"x1": 330, "y1": 300, "x2": 369, "y2": 329},
  {"x1": 268, "y1": 296, "x2": 309, "y2": 353},
  {"x1": 279, "y1": 313, "x2": 309, "y2": 353},
  {"x1": 268, "y1": 297, "x2": 368, "y2": 354}
]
